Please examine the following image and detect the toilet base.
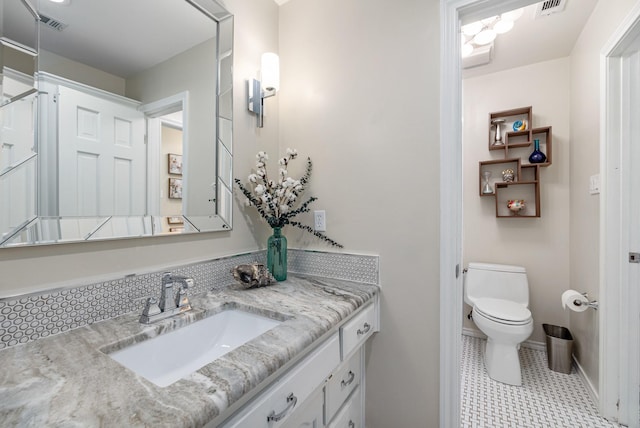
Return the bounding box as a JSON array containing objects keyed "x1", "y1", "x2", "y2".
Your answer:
[{"x1": 484, "y1": 338, "x2": 523, "y2": 386}]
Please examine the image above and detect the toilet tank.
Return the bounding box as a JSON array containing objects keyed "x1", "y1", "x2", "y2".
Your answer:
[{"x1": 464, "y1": 262, "x2": 529, "y2": 307}]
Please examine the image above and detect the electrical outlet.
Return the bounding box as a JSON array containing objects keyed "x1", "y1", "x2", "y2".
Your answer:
[{"x1": 314, "y1": 210, "x2": 326, "y2": 232}]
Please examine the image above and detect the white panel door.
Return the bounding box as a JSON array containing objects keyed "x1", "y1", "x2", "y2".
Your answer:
[
  {"x1": 0, "y1": 81, "x2": 36, "y2": 235},
  {"x1": 58, "y1": 85, "x2": 145, "y2": 216}
]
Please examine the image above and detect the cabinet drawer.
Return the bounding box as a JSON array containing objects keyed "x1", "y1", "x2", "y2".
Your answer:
[
  {"x1": 340, "y1": 303, "x2": 375, "y2": 359},
  {"x1": 221, "y1": 333, "x2": 340, "y2": 428},
  {"x1": 325, "y1": 348, "x2": 361, "y2": 422},
  {"x1": 327, "y1": 385, "x2": 362, "y2": 428}
]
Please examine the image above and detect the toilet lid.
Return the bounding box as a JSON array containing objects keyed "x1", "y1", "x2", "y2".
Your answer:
[{"x1": 474, "y1": 298, "x2": 532, "y2": 324}]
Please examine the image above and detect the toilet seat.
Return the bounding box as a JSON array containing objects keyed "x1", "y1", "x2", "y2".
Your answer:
[{"x1": 474, "y1": 297, "x2": 532, "y2": 325}]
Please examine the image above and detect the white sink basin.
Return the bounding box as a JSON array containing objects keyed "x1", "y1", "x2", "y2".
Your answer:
[{"x1": 108, "y1": 309, "x2": 281, "y2": 387}]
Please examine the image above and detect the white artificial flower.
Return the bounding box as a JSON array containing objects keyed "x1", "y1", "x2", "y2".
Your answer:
[
  {"x1": 254, "y1": 184, "x2": 266, "y2": 195},
  {"x1": 285, "y1": 177, "x2": 295, "y2": 186},
  {"x1": 256, "y1": 168, "x2": 265, "y2": 177},
  {"x1": 248, "y1": 174, "x2": 258, "y2": 183},
  {"x1": 295, "y1": 184, "x2": 303, "y2": 191},
  {"x1": 279, "y1": 168, "x2": 287, "y2": 177},
  {"x1": 260, "y1": 194, "x2": 269, "y2": 204},
  {"x1": 280, "y1": 204, "x2": 289, "y2": 213},
  {"x1": 256, "y1": 161, "x2": 264, "y2": 168},
  {"x1": 256, "y1": 151, "x2": 268, "y2": 161},
  {"x1": 276, "y1": 188, "x2": 285, "y2": 197},
  {"x1": 286, "y1": 148, "x2": 298, "y2": 158},
  {"x1": 244, "y1": 198, "x2": 252, "y2": 206},
  {"x1": 288, "y1": 193, "x2": 297, "y2": 201},
  {"x1": 278, "y1": 157, "x2": 288, "y2": 166}
]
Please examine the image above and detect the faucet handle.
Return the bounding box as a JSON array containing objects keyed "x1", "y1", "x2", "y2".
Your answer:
[
  {"x1": 175, "y1": 288, "x2": 191, "y2": 310},
  {"x1": 141, "y1": 297, "x2": 161, "y2": 319}
]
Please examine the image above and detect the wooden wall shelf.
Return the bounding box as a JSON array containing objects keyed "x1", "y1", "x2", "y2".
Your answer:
[{"x1": 480, "y1": 106, "x2": 552, "y2": 218}]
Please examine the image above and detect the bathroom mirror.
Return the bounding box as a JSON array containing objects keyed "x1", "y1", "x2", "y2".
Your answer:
[{"x1": 0, "y1": 0, "x2": 233, "y2": 247}]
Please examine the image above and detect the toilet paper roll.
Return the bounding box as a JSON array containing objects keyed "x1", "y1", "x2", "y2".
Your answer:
[{"x1": 561, "y1": 290, "x2": 589, "y2": 312}]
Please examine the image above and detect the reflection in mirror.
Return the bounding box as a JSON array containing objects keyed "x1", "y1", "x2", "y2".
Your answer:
[{"x1": 0, "y1": 0, "x2": 233, "y2": 247}]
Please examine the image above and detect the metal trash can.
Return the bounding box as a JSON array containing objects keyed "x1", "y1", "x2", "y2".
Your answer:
[{"x1": 543, "y1": 324, "x2": 574, "y2": 374}]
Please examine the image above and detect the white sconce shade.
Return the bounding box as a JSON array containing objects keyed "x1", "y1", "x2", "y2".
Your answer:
[
  {"x1": 248, "y1": 52, "x2": 280, "y2": 128},
  {"x1": 261, "y1": 53, "x2": 280, "y2": 92}
]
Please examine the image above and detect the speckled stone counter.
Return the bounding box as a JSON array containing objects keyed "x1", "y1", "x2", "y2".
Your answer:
[{"x1": 0, "y1": 275, "x2": 378, "y2": 427}]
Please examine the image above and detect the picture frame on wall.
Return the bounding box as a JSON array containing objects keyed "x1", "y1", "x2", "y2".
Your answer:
[
  {"x1": 169, "y1": 178, "x2": 183, "y2": 199},
  {"x1": 168, "y1": 153, "x2": 183, "y2": 175},
  {"x1": 167, "y1": 216, "x2": 183, "y2": 225}
]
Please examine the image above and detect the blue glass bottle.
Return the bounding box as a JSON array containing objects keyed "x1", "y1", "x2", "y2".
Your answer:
[
  {"x1": 267, "y1": 227, "x2": 287, "y2": 281},
  {"x1": 529, "y1": 139, "x2": 547, "y2": 164}
]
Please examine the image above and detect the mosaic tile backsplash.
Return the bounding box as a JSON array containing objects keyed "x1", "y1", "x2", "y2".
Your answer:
[{"x1": 0, "y1": 249, "x2": 378, "y2": 350}]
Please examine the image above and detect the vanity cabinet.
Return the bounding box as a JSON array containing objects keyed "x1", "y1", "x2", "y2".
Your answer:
[
  {"x1": 481, "y1": 106, "x2": 553, "y2": 218},
  {"x1": 218, "y1": 301, "x2": 377, "y2": 428},
  {"x1": 219, "y1": 334, "x2": 340, "y2": 428}
]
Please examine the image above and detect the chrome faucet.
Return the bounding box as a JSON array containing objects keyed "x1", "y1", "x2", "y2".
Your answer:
[{"x1": 139, "y1": 272, "x2": 194, "y2": 324}]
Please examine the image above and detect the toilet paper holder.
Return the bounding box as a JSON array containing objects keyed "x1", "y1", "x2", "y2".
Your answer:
[{"x1": 575, "y1": 292, "x2": 599, "y2": 310}]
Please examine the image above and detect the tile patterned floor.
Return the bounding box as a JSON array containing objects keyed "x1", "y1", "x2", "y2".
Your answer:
[{"x1": 460, "y1": 335, "x2": 622, "y2": 428}]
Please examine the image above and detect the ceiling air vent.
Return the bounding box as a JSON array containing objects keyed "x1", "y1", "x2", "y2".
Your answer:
[
  {"x1": 535, "y1": 0, "x2": 567, "y2": 18},
  {"x1": 39, "y1": 14, "x2": 67, "y2": 31}
]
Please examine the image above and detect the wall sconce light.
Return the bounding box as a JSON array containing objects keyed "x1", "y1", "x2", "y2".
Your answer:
[{"x1": 247, "y1": 52, "x2": 280, "y2": 128}]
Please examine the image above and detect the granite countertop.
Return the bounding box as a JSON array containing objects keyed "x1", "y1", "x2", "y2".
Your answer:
[{"x1": 0, "y1": 274, "x2": 378, "y2": 427}]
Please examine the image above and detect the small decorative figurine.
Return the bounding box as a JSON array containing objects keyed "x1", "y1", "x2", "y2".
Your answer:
[
  {"x1": 482, "y1": 171, "x2": 494, "y2": 194},
  {"x1": 491, "y1": 119, "x2": 506, "y2": 146},
  {"x1": 502, "y1": 168, "x2": 515, "y2": 183},
  {"x1": 507, "y1": 199, "x2": 526, "y2": 215},
  {"x1": 231, "y1": 263, "x2": 275, "y2": 288},
  {"x1": 512, "y1": 120, "x2": 526, "y2": 131}
]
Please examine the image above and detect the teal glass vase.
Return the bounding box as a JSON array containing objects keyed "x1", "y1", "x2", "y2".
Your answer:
[
  {"x1": 529, "y1": 139, "x2": 547, "y2": 164},
  {"x1": 267, "y1": 227, "x2": 287, "y2": 281}
]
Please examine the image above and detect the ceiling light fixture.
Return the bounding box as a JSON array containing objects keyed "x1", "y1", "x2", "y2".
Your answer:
[{"x1": 461, "y1": 8, "x2": 523, "y2": 59}]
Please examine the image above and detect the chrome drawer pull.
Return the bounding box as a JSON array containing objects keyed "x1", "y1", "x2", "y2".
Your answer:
[
  {"x1": 357, "y1": 322, "x2": 371, "y2": 336},
  {"x1": 341, "y1": 370, "x2": 356, "y2": 388},
  {"x1": 266, "y1": 393, "x2": 297, "y2": 423},
  {"x1": 349, "y1": 420, "x2": 355, "y2": 428}
]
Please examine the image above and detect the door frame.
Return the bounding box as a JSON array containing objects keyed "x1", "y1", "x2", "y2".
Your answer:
[
  {"x1": 439, "y1": 0, "x2": 640, "y2": 426},
  {"x1": 600, "y1": 3, "x2": 640, "y2": 425},
  {"x1": 439, "y1": 1, "x2": 538, "y2": 426}
]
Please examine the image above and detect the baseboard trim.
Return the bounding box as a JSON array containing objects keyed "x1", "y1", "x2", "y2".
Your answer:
[
  {"x1": 573, "y1": 354, "x2": 599, "y2": 405},
  {"x1": 462, "y1": 327, "x2": 546, "y2": 351}
]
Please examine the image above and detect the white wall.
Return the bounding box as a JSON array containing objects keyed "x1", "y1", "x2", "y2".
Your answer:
[
  {"x1": 278, "y1": 0, "x2": 440, "y2": 426},
  {"x1": 39, "y1": 50, "x2": 126, "y2": 96},
  {"x1": 0, "y1": 0, "x2": 280, "y2": 297},
  {"x1": 462, "y1": 57, "x2": 571, "y2": 344},
  {"x1": 569, "y1": 0, "x2": 638, "y2": 393}
]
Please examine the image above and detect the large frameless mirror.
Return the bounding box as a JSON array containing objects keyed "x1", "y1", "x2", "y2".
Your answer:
[{"x1": 0, "y1": 0, "x2": 233, "y2": 247}]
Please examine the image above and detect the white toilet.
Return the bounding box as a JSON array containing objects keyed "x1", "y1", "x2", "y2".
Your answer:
[{"x1": 464, "y1": 262, "x2": 534, "y2": 386}]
